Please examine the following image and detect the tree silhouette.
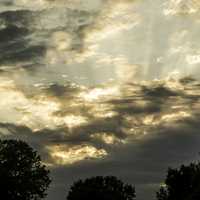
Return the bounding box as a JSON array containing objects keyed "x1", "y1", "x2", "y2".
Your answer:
[
  {"x1": 0, "y1": 139, "x2": 51, "y2": 200},
  {"x1": 67, "y1": 176, "x2": 136, "y2": 200},
  {"x1": 157, "y1": 162, "x2": 200, "y2": 200}
]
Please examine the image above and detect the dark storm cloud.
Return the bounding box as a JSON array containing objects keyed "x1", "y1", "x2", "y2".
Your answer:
[
  {"x1": 0, "y1": 7, "x2": 95, "y2": 69},
  {"x1": 0, "y1": 10, "x2": 46, "y2": 69},
  {"x1": 0, "y1": 122, "x2": 70, "y2": 161},
  {"x1": 0, "y1": 122, "x2": 55, "y2": 145},
  {"x1": 106, "y1": 83, "x2": 178, "y2": 120},
  {"x1": 0, "y1": 5, "x2": 101, "y2": 73},
  {"x1": 44, "y1": 83, "x2": 82, "y2": 98},
  {"x1": 0, "y1": 10, "x2": 31, "y2": 26},
  {"x1": 141, "y1": 84, "x2": 179, "y2": 98}
]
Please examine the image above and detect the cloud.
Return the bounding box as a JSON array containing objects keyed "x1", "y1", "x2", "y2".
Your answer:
[
  {"x1": 0, "y1": 75, "x2": 200, "y2": 165},
  {"x1": 0, "y1": 0, "x2": 141, "y2": 87},
  {"x1": 0, "y1": 10, "x2": 46, "y2": 70},
  {"x1": 1, "y1": 1, "x2": 200, "y2": 199},
  {"x1": 1, "y1": 75, "x2": 200, "y2": 200},
  {"x1": 163, "y1": 0, "x2": 200, "y2": 16},
  {"x1": 83, "y1": 0, "x2": 140, "y2": 42},
  {"x1": 1, "y1": 0, "x2": 200, "y2": 83},
  {"x1": 40, "y1": 0, "x2": 140, "y2": 66},
  {"x1": 97, "y1": 56, "x2": 141, "y2": 83},
  {"x1": 46, "y1": 144, "x2": 107, "y2": 165},
  {"x1": 0, "y1": 5, "x2": 98, "y2": 71}
]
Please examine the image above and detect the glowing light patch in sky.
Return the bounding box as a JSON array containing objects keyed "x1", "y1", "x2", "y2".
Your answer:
[
  {"x1": 80, "y1": 87, "x2": 120, "y2": 102},
  {"x1": 47, "y1": 144, "x2": 107, "y2": 165},
  {"x1": 91, "y1": 132, "x2": 125, "y2": 144}
]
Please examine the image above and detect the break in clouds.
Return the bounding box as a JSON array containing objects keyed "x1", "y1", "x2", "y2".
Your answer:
[{"x1": 1, "y1": 0, "x2": 200, "y2": 200}]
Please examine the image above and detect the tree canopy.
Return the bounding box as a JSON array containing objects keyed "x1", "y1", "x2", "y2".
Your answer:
[
  {"x1": 157, "y1": 161, "x2": 200, "y2": 200},
  {"x1": 0, "y1": 139, "x2": 51, "y2": 200},
  {"x1": 66, "y1": 176, "x2": 136, "y2": 200}
]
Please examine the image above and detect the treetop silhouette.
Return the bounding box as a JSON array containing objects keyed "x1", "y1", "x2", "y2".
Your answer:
[
  {"x1": 157, "y1": 161, "x2": 200, "y2": 200},
  {"x1": 67, "y1": 176, "x2": 136, "y2": 200},
  {"x1": 0, "y1": 139, "x2": 51, "y2": 200}
]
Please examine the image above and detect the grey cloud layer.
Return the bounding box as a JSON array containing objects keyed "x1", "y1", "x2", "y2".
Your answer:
[
  {"x1": 1, "y1": 77, "x2": 200, "y2": 200},
  {"x1": 0, "y1": 77, "x2": 200, "y2": 160}
]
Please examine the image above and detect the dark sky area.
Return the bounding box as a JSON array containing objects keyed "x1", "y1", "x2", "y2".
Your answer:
[{"x1": 0, "y1": 0, "x2": 200, "y2": 200}]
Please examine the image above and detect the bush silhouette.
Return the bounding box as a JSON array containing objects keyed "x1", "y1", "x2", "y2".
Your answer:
[
  {"x1": 0, "y1": 139, "x2": 51, "y2": 200},
  {"x1": 67, "y1": 176, "x2": 136, "y2": 200},
  {"x1": 157, "y1": 162, "x2": 200, "y2": 200}
]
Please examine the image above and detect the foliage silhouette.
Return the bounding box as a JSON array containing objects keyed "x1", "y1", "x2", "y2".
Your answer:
[
  {"x1": 67, "y1": 176, "x2": 136, "y2": 200},
  {"x1": 157, "y1": 161, "x2": 200, "y2": 200},
  {"x1": 0, "y1": 139, "x2": 51, "y2": 200}
]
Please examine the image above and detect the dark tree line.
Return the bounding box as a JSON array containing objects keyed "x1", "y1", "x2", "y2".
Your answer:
[
  {"x1": 1, "y1": 139, "x2": 200, "y2": 200},
  {"x1": 0, "y1": 140, "x2": 51, "y2": 200},
  {"x1": 67, "y1": 176, "x2": 136, "y2": 200},
  {"x1": 157, "y1": 162, "x2": 200, "y2": 200}
]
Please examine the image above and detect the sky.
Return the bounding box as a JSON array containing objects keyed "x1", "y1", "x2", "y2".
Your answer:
[{"x1": 0, "y1": 0, "x2": 200, "y2": 199}]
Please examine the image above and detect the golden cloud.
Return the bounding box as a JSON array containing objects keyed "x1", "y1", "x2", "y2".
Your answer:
[{"x1": 46, "y1": 144, "x2": 107, "y2": 165}]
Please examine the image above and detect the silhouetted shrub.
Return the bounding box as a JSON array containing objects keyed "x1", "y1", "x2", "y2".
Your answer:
[
  {"x1": 157, "y1": 162, "x2": 200, "y2": 200},
  {"x1": 67, "y1": 176, "x2": 136, "y2": 200},
  {"x1": 0, "y1": 139, "x2": 51, "y2": 200}
]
